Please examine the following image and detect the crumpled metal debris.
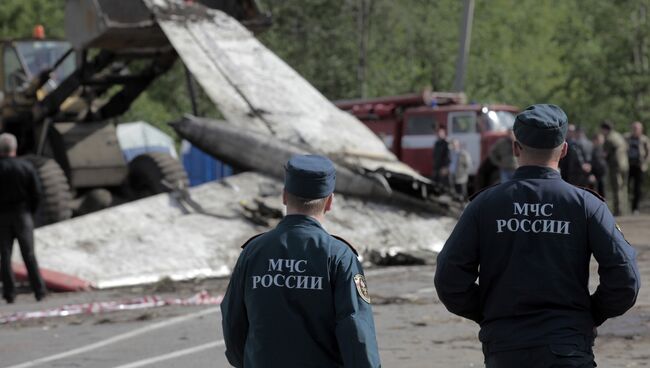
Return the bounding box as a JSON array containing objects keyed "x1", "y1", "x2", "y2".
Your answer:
[{"x1": 0, "y1": 290, "x2": 221, "y2": 325}]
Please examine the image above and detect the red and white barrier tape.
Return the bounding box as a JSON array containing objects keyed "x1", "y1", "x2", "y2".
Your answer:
[{"x1": 0, "y1": 290, "x2": 222, "y2": 324}]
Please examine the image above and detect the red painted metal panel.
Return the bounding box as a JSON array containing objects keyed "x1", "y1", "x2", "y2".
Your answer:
[{"x1": 13, "y1": 262, "x2": 92, "y2": 292}]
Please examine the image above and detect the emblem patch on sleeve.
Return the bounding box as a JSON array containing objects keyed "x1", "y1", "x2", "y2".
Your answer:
[{"x1": 354, "y1": 274, "x2": 371, "y2": 304}]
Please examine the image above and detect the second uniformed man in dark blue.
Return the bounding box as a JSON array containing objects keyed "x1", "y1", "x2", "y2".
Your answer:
[
  {"x1": 434, "y1": 104, "x2": 640, "y2": 368},
  {"x1": 221, "y1": 154, "x2": 381, "y2": 368}
]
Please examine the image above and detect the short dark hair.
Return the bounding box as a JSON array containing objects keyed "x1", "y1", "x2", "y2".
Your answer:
[
  {"x1": 600, "y1": 121, "x2": 613, "y2": 131},
  {"x1": 285, "y1": 192, "x2": 329, "y2": 216}
]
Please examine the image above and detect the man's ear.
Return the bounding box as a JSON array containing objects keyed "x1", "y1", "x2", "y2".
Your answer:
[
  {"x1": 282, "y1": 190, "x2": 288, "y2": 206},
  {"x1": 324, "y1": 194, "x2": 333, "y2": 213},
  {"x1": 559, "y1": 142, "x2": 568, "y2": 159},
  {"x1": 513, "y1": 140, "x2": 522, "y2": 157}
]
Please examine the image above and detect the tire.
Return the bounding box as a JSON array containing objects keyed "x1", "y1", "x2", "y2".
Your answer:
[
  {"x1": 23, "y1": 155, "x2": 73, "y2": 226},
  {"x1": 76, "y1": 188, "x2": 113, "y2": 217},
  {"x1": 127, "y1": 152, "x2": 189, "y2": 199}
]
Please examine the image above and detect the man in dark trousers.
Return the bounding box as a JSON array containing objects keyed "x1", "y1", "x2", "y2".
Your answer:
[
  {"x1": 0, "y1": 133, "x2": 47, "y2": 303},
  {"x1": 432, "y1": 127, "x2": 451, "y2": 187},
  {"x1": 591, "y1": 132, "x2": 608, "y2": 197},
  {"x1": 434, "y1": 104, "x2": 640, "y2": 368},
  {"x1": 221, "y1": 154, "x2": 381, "y2": 368},
  {"x1": 625, "y1": 121, "x2": 650, "y2": 214},
  {"x1": 559, "y1": 124, "x2": 591, "y2": 186}
]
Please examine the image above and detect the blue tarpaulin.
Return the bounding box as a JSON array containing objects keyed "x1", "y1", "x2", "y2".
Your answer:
[{"x1": 181, "y1": 140, "x2": 233, "y2": 186}]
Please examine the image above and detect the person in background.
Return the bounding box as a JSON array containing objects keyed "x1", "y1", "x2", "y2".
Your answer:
[
  {"x1": 575, "y1": 126, "x2": 594, "y2": 163},
  {"x1": 488, "y1": 130, "x2": 517, "y2": 183},
  {"x1": 560, "y1": 124, "x2": 591, "y2": 186},
  {"x1": 449, "y1": 139, "x2": 472, "y2": 200},
  {"x1": 0, "y1": 133, "x2": 47, "y2": 304},
  {"x1": 625, "y1": 121, "x2": 650, "y2": 214},
  {"x1": 591, "y1": 133, "x2": 608, "y2": 198},
  {"x1": 432, "y1": 127, "x2": 451, "y2": 187},
  {"x1": 601, "y1": 121, "x2": 629, "y2": 216}
]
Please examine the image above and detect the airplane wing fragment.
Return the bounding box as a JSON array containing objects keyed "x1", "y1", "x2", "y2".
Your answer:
[{"x1": 145, "y1": 0, "x2": 424, "y2": 178}]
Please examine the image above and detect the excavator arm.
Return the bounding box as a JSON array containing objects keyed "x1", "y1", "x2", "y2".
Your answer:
[{"x1": 1, "y1": 0, "x2": 269, "y2": 135}]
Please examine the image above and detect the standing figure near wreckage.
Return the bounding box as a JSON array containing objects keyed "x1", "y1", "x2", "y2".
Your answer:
[
  {"x1": 434, "y1": 105, "x2": 640, "y2": 368},
  {"x1": 601, "y1": 121, "x2": 629, "y2": 216},
  {"x1": 221, "y1": 155, "x2": 381, "y2": 368},
  {"x1": 488, "y1": 129, "x2": 517, "y2": 184},
  {"x1": 449, "y1": 138, "x2": 473, "y2": 200},
  {"x1": 625, "y1": 121, "x2": 650, "y2": 214},
  {"x1": 0, "y1": 133, "x2": 47, "y2": 303},
  {"x1": 432, "y1": 128, "x2": 451, "y2": 187}
]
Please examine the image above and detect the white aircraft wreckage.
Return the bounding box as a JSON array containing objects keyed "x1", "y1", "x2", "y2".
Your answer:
[
  {"x1": 12, "y1": 0, "x2": 459, "y2": 290},
  {"x1": 153, "y1": 0, "x2": 459, "y2": 213},
  {"x1": 33, "y1": 173, "x2": 455, "y2": 289}
]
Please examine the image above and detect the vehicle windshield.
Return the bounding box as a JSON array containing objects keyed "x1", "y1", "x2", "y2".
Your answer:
[
  {"x1": 15, "y1": 41, "x2": 75, "y2": 86},
  {"x1": 482, "y1": 110, "x2": 516, "y2": 132}
]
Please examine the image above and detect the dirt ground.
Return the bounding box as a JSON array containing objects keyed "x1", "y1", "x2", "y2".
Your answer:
[{"x1": 1, "y1": 215, "x2": 649, "y2": 367}]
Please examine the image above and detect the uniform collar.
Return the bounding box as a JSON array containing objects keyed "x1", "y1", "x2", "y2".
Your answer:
[
  {"x1": 279, "y1": 214, "x2": 324, "y2": 229},
  {"x1": 512, "y1": 165, "x2": 561, "y2": 180}
]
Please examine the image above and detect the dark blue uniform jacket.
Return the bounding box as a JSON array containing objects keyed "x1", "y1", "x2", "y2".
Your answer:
[
  {"x1": 435, "y1": 166, "x2": 640, "y2": 352},
  {"x1": 221, "y1": 214, "x2": 381, "y2": 367}
]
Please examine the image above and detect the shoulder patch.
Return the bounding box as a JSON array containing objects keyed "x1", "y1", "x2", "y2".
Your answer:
[
  {"x1": 573, "y1": 185, "x2": 605, "y2": 203},
  {"x1": 354, "y1": 274, "x2": 371, "y2": 304},
  {"x1": 469, "y1": 183, "x2": 499, "y2": 202},
  {"x1": 332, "y1": 235, "x2": 359, "y2": 256},
  {"x1": 241, "y1": 233, "x2": 266, "y2": 249}
]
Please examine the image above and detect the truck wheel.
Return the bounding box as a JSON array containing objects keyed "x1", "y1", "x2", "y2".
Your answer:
[
  {"x1": 127, "y1": 152, "x2": 189, "y2": 199},
  {"x1": 75, "y1": 188, "x2": 113, "y2": 217},
  {"x1": 23, "y1": 155, "x2": 73, "y2": 226}
]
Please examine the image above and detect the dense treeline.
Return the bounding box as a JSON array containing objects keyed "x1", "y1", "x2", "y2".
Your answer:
[{"x1": 2, "y1": 0, "x2": 650, "y2": 135}]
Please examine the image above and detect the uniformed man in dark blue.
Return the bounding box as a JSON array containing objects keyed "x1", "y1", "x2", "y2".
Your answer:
[
  {"x1": 221, "y1": 154, "x2": 381, "y2": 368},
  {"x1": 434, "y1": 104, "x2": 640, "y2": 367}
]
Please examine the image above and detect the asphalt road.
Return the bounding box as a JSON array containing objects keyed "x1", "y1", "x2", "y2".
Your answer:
[
  {"x1": 2, "y1": 215, "x2": 650, "y2": 367},
  {"x1": 2, "y1": 307, "x2": 222, "y2": 367},
  {"x1": 2, "y1": 266, "x2": 443, "y2": 368}
]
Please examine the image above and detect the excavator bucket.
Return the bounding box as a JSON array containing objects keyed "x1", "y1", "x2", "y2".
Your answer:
[
  {"x1": 64, "y1": 0, "x2": 268, "y2": 51},
  {"x1": 64, "y1": 0, "x2": 168, "y2": 50}
]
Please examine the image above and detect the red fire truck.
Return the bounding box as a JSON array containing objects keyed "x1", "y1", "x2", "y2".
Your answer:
[{"x1": 335, "y1": 92, "x2": 519, "y2": 185}]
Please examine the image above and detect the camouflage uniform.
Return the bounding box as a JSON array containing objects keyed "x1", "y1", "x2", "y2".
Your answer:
[
  {"x1": 603, "y1": 130, "x2": 629, "y2": 215},
  {"x1": 489, "y1": 136, "x2": 518, "y2": 183}
]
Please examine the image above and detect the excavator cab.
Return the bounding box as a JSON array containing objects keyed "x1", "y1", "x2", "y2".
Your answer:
[
  {"x1": 1, "y1": 39, "x2": 75, "y2": 98},
  {"x1": 0, "y1": 38, "x2": 75, "y2": 156}
]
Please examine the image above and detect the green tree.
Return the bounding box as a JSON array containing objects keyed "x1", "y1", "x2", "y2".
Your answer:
[
  {"x1": 260, "y1": 0, "x2": 359, "y2": 99},
  {"x1": 556, "y1": 0, "x2": 650, "y2": 130},
  {"x1": 0, "y1": 0, "x2": 64, "y2": 38},
  {"x1": 467, "y1": 0, "x2": 569, "y2": 106}
]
